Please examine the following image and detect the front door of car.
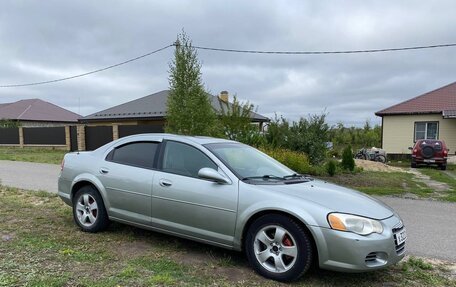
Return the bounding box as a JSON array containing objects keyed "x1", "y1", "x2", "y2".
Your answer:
[
  {"x1": 151, "y1": 140, "x2": 238, "y2": 247},
  {"x1": 98, "y1": 141, "x2": 159, "y2": 226}
]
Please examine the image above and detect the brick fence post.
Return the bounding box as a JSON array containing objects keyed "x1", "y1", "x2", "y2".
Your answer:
[
  {"x1": 77, "y1": 125, "x2": 86, "y2": 151},
  {"x1": 19, "y1": 127, "x2": 24, "y2": 148},
  {"x1": 64, "y1": 126, "x2": 71, "y2": 151},
  {"x1": 112, "y1": 124, "x2": 119, "y2": 140}
]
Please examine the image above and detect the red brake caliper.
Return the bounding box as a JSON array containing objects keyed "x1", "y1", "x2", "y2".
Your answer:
[
  {"x1": 282, "y1": 235, "x2": 294, "y2": 260},
  {"x1": 89, "y1": 197, "x2": 97, "y2": 217},
  {"x1": 282, "y1": 235, "x2": 293, "y2": 247}
]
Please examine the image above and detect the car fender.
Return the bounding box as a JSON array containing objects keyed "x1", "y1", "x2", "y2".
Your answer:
[
  {"x1": 233, "y1": 199, "x2": 330, "y2": 250},
  {"x1": 71, "y1": 173, "x2": 111, "y2": 210}
]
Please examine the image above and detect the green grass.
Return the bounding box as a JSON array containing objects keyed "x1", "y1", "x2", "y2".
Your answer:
[
  {"x1": 0, "y1": 186, "x2": 454, "y2": 286},
  {"x1": 320, "y1": 165, "x2": 456, "y2": 201},
  {"x1": 388, "y1": 160, "x2": 413, "y2": 168},
  {"x1": 418, "y1": 167, "x2": 456, "y2": 202},
  {"x1": 320, "y1": 171, "x2": 433, "y2": 197},
  {"x1": 420, "y1": 167, "x2": 456, "y2": 187},
  {"x1": 0, "y1": 147, "x2": 66, "y2": 164}
]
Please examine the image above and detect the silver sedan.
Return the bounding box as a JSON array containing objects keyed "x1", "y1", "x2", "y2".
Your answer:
[{"x1": 58, "y1": 134, "x2": 406, "y2": 282}]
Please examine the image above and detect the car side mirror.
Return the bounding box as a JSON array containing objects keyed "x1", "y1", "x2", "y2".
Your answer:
[
  {"x1": 198, "y1": 168, "x2": 230, "y2": 184},
  {"x1": 408, "y1": 147, "x2": 413, "y2": 150}
]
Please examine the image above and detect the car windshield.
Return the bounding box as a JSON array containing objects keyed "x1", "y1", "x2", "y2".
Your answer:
[{"x1": 205, "y1": 142, "x2": 300, "y2": 181}]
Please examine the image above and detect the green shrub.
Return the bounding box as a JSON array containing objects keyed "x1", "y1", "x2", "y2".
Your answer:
[
  {"x1": 326, "y1": 160, "x2": 337, "y2": 176},
  {"x1": 264, "y1": 113, "x2": 329, "y2": 165},
  {"x1": 260, "y1": 147, "x2": 311, "y2": 175},
  {"x1": 341, "y1": 145, "x2": 355, "y2": 171}
]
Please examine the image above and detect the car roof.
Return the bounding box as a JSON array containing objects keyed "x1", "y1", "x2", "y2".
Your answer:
[{"x1": 118, "y1": 133, "x2": 237, "y2": 145}]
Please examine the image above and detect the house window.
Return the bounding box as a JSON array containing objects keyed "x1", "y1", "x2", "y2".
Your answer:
[{"x1": 414, "y1": 122, "x2": 438, "y2": 141}]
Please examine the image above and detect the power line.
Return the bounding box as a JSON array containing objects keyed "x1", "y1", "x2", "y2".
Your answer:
[
  {"x1": 0, "y1": 44, "x2": 173, "y2": 88},
  {"x1": 192, "y1": 43, "x2": 456, "y2": 54},
  {"x1": 1, "y1": 42, "x2": 456, "y2": 88}
]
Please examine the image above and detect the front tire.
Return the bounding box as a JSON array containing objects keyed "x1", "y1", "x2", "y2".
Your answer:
[
  {"x1": 73, "y1": 186, "x2": 110, "y2": 233},
  {"x1": 375, "y1": 155, "x2": 386, "y2": 163},
  {"x1": 245, "y1": 214, "x2": 313, "y2": 282}
]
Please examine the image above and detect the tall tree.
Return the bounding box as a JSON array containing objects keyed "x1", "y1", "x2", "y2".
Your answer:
[{"x1": 165, "y1": 32, "x2": 217, "y2": 135}]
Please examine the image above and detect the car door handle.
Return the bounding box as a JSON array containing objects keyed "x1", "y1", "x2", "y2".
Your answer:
[
  {"x1": 159, "y1": 179, "x2": 172, "y2": 187},
  {"x1": 99, "y1": 168, "x2": 109, "y2": 174}
]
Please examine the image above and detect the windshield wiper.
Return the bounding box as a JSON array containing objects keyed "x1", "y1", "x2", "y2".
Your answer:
[
  {"x1": 282, "y1": 173, "x2": 313, "y2": 181},
  {"x1": 242, "y1": 175, "x2": 284, "y2": 181},
  {"x1": 282, "y1": 173, "x2": 302, "y2": 179}
]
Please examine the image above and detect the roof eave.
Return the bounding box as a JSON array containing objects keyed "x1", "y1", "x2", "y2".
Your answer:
[
  {"x1": 375, "y1": 111, "x2": 443, "y2": 117},
  {"x1": 79, "y1": 116, "x2": 165, "y2": 123}
]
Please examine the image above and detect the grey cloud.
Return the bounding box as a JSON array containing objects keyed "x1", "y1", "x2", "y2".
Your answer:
[{"x1": 0, "y1": 0, "x2": 455, "y2": 126}]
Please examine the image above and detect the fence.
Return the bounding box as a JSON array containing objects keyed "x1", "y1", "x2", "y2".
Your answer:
[{"x1": 0, "y1": 124, "x2": 164, "y2": 151}]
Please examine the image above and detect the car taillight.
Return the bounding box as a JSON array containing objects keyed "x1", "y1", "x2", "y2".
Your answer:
[
  {"x1": 413, "y1": 149, "x2": 418, "y2": 155},
  {"x1": 443, "y1": 149, "x2": 448, "y2": 156},
  {"x1": 61, "y1": 159, "x2": 65, "y2": 171}
]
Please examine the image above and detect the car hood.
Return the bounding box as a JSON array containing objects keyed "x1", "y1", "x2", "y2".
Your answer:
[{"x1": 261, "y1": 179, "x2": 394, "y2": 220}]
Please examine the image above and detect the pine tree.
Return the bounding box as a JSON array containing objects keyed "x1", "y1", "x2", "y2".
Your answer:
[
  {"x1": 341, "y1": 145, "x2": 355, "y2": 171},
  {"x1": 165, "y1": 32, "x2": 217, "y2": 136}
]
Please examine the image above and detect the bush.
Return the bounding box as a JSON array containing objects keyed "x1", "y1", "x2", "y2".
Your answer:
[
  {"x1": 260, "y1": 147, "x2": 312, "y2": 175},
  {"x1": 264, "y1": 113, "x2": 329, "y2": 165},
  {"x1": 326, "y1": 160, "x2": 337, "y2": 176},
  {"x1": 341, "y1": 145, "x2": 355, "y2": 171},
  {"x1": 0, "y1": 119, "x2": 20, "y2": 128}
]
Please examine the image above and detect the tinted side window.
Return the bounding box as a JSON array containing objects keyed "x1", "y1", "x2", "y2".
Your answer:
[
  {"x1": 162, "y1": 141, "x2": 217, "y2": 178},
  {"x1": 109, "y1": 142, "x2": 158, "y2": 169}
]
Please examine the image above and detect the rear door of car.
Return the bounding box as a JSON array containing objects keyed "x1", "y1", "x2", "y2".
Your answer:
[
  {"x1": 98, "y1": 141, "x2": 160, "y2": 225},
  {"x1": 151, "y1": 140, "x2": 238, "y2": 247}
]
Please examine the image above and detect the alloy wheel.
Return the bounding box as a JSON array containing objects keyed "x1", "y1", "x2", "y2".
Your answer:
[
  {"x1": 253, "y1": 225, "x2": 298, "y2": 273},
  {"x1": 75, "y1": 194, "x2": 98, "y2": 227}
]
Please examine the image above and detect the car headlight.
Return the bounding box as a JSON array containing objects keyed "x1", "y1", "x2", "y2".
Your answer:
[{"x1": 327, "y1": 213, "x2": 383, "y2": 235}]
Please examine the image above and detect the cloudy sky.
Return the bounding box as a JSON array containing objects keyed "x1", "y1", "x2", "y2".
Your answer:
[{"x1": 1, "y1": 1, "x2": 455, "y2": 126}]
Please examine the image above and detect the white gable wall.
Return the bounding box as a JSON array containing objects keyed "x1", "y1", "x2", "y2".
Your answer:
[{"x1": 382, "y1": 114, "x2": 456, "y2": 154}]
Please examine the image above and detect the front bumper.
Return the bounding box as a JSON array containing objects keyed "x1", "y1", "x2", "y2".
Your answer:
[{"x1": 310, "y1": 215, "x2": 406, "y2": 272}]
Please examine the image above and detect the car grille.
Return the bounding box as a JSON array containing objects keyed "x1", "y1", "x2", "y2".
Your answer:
[
  {"x1": 392, "y1": 222, "x2": 406, "y2": 255},
  {"x1": 364, "y1": 252, "x2": 387, "y2": 267},
  {"x1": 365, "y1": 252, "x2": 378, "y2": 263}
]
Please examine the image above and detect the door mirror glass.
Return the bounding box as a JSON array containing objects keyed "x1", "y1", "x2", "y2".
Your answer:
[
  {"x1": 198, "y1": 168, "x2": 230, "y2": 184},
  {"x1": 408, "y1": 147, "x2": 413, "y2": 150}
]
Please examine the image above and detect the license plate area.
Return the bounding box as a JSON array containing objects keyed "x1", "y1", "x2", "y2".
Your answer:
[
  {"x1": 424, "y1": 159, "x2": 435, "y2": 163},
  {"x1": 395, "y1": 228, "x2": 407, "y2": 246}
]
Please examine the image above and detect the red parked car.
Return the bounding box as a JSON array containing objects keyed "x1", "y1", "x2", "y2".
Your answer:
[{"x1": 409, "y1": 140, "x2": 449, "y2": 170}]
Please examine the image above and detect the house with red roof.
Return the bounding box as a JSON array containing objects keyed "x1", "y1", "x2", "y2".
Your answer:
[
  {"x1": 376, "y1": 82, "x2": 456, "y2": 155},
  {"x1": 0, "y1": 99, "x2": 80, "y2": 127}
]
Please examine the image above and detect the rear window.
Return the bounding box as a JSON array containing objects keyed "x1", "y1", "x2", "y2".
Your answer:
[
  {"x1": 107, "y1": 142, "x2": 158, "y2": 169},
  {"x1": 419, "y1": 140, "x2": 443, "y2": 150}
]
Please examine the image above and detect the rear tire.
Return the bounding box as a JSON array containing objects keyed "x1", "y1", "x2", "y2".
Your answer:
[
  {"x1": 245, "y1": 214, "x2": 313, "y2": 282},
  {"x1": 73, "y1": 186, "x2": 110, "y2": 233},
  {"x1": 440, "y1": 165, "x2": 447, "y2": 171},
  {"x1": 411, "y1": 161, "x2": 417, "y2": 168}
]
